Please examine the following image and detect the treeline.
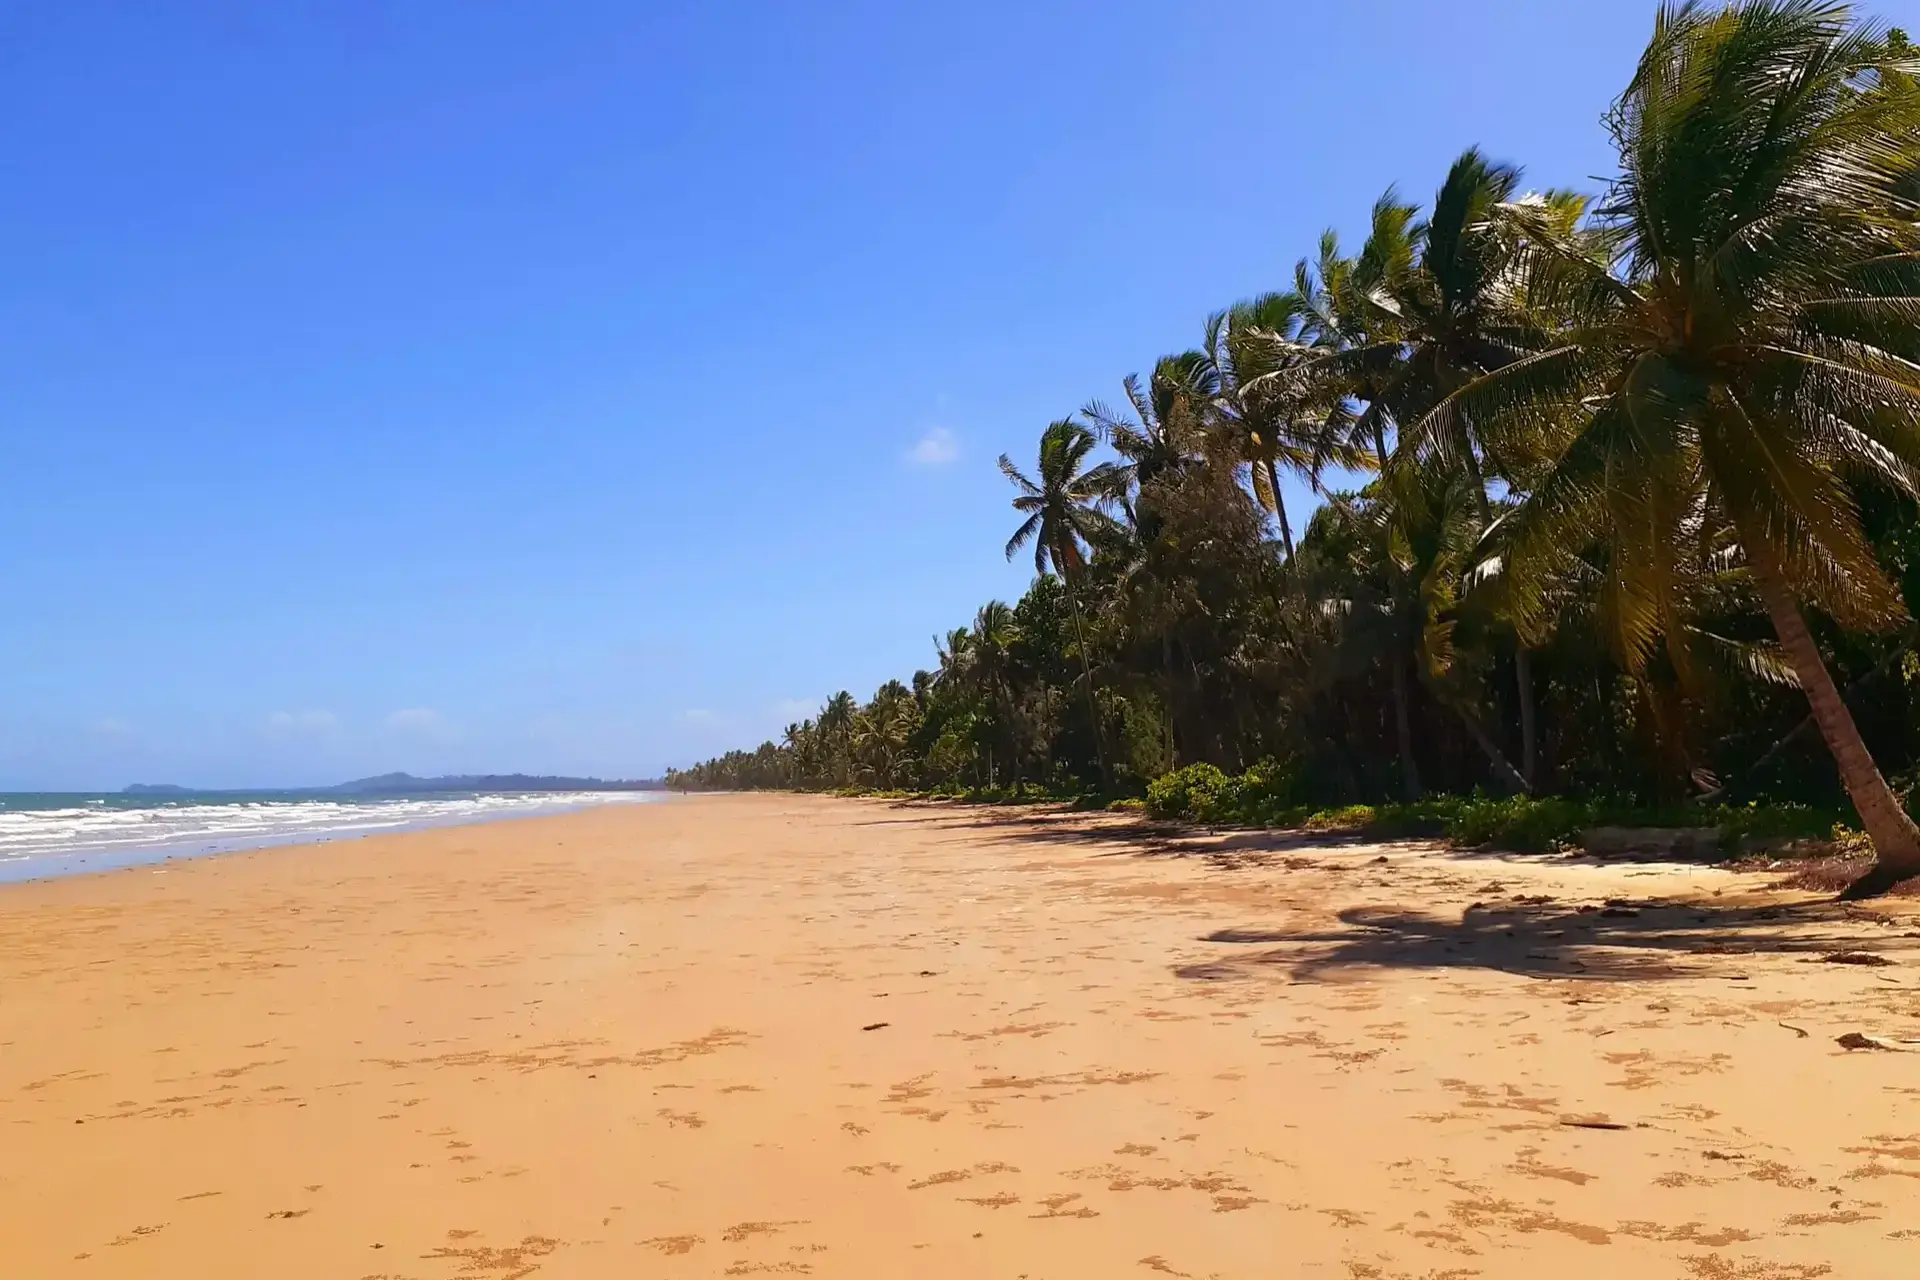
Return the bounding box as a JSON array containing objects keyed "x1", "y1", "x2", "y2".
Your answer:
[{"x1": 670, "y1": 3, "x2": 1920, "y2": 893}]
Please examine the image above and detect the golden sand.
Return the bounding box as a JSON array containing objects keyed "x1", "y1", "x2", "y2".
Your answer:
[{"x1": 4, "y1": 794, "x2": 1919, "y2": 1277}]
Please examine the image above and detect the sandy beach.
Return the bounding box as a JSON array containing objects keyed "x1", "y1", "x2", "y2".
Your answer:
[{"x1": 4, "y1": 794, "x2": 1919, "y2": 1278}]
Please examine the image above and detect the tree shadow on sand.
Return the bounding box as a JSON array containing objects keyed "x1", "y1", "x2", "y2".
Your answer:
[
  {"x1": 866, "y1": 801, "x2": 1390, "y2": 859},
  {"x1": 1182, "y1": 899, "x2": 1920, "y2": 984}
]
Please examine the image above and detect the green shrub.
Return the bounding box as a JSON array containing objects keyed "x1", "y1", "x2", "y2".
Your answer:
[
  {"x1": 1303, "y1": 803, "x2": 1377, "y2": 831},
  {"x1": 1107, "y1": 797, "x2": 1147, "y2": 814},
  {"x1": 1365, "y1": 800, "x2": 1459, "y2": 837},
  {"x1": 1146, "y1": 763, "x2": 1233, "y2": 820},
  {"x1": 1132, "y1": 762, "x2": 1855, "y2": 861},
  {"x1": 1445, "y1": 796, "x2": 1593, "y2": 852}
]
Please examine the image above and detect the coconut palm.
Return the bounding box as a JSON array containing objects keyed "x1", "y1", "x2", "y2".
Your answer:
[
  {"x1": 967, "y1": 601, "x2": 1023, "y2": 787},
  {"x1": 1426, "y1": 0, "x2": 1920, "y2": 890},
  {"x1": 817, "y1": 691, "x2": 858, "y2": 789},
  {"x1": 1082, "y1": 357, "x2": 1214, "y2": 510},
  {"x1": 1240, "y1": 194, "x2": 1422, "y2": 473},
  {"x1": 1001, "y1": 421, "x2": 1128, "y2": 788},
  {"x1": 1205, "y1": 301, "x2": 1362, "y2": 558}
]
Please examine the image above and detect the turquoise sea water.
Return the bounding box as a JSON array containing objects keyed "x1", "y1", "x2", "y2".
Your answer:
[{"x1": 0, "y1": 790, "x2": 663, "y2": 884}]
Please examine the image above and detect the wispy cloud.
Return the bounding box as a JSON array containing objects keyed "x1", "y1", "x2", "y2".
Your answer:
[
  {"x1": 906, "y1": 426, "x2": 958, "y2": 466},
  {"x1": 770, "y1": 697, "x2": 817, "y2": 725},
  {"x1": 265, "y1": 709, "x2": 340, "y2": 739},
  {"x1": 92, "y1": 716, "x2": 138, "y2": 740},
  {"x1": 385, "y1": 707, "x2": 446, "y2": 736}
]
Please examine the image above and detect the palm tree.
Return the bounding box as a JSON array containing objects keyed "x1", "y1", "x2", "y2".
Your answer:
[
  {"x1": 1082, "y1": 358, "x2": 1212, "y2": 512},
  {"x1": 1205, "y1": 301, "x2": 1361, "y2": 558},
  {"x1": 1242, "y1": 195, "x2": 1422, "y2": 473},
  {"x1": 781, "y1": 720, "x2": 817, "y2": 788},
  {"x1": 1428, "y1": 0, "x2": 1920, "y2": 891},
  {"x1": 1001, "y1": 421, "x2": 1128, "y2": 790},
  {"x1": 818, "y1": 691, "x2": 857, "y2": 789},
  {"x1": 969, "y1": 601, "x2": 1022, "y2": 787}
]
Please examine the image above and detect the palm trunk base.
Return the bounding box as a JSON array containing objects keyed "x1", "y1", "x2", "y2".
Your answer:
[{"x1": 1839, "y1": 860, "x2": 1920, "y2": 901}]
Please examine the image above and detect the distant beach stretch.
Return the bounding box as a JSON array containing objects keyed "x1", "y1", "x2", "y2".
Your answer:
[
  {"x1": 0, "y1": 789, "x2": 663, "y2": 884},
  {"x1": 4, "y1": 794, "x2": 1918, "y2": 1278}
]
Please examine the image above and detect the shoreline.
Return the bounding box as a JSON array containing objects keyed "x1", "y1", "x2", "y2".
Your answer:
[
  {"x1": 5, "y1": 794, "x2": 1918, "y2": 1277},
  {"x1": 0, "y1": 790, "x2": 666, "y2": 887}
]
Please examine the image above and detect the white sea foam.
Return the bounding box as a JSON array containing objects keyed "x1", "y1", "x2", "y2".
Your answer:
[{"x1": 0, "y1": 792, "x2": 662, "y2": 881}]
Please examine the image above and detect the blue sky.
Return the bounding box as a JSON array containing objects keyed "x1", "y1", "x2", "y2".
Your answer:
[{"x1": 1, "y1": 0, "x2": 1666, "y2": 789}]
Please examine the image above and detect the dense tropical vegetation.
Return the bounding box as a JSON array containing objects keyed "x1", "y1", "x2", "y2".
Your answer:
[{"x1": 669, "y1": 2, "x2": 1920, "y2": 894}]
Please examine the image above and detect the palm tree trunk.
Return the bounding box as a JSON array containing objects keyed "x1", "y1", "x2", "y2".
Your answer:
[
  {"x1": 1158, "y1": 633, "x2": 1179, "y2": 767},
  {"x1": 997, "y1": 682, "x2": 1022, "y2": 793},
  {"x1": 1264, "y1": 459, "x2": 1296, "y2": 559},
  {"x1": 1748, "y1": 545, "x2": 1920, "y2": 893},
  {"x1": 1064, "y1": 576, "x2": 1113, "y2": 793},
  {"x1": 1390, "y1": 656, "x2": 1423, "y2": 802},
  {"x1": 1452, "y1": 701, "x2": 1532, "y2": 795},
  {"x1": 1712, "y1": 623, "x2": 1920, "y2": 802},
  {"x1": 1463, "y1": 454, "x2": 1539, "y2": 793},
  {"x1": 1417, "y1": 661, "x2": 1529, "y2": 795},
  {"x1": 1516, "y1": 647, "x2": 1538, "y2": 789}
]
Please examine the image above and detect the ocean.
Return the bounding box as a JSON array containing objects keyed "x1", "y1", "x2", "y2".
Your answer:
[{"x1": 0, "y1": 790, "x2": 665, "y2": 884}]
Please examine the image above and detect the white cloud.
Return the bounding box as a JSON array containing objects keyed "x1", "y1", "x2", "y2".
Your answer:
[
  {"x1": 678, "y1": 708, "x2": 723, "y2": 726},
  {"x1": 906, "y1": 427, "x2": 958, "y2": 466},
  {"x1": 266, "y1": 709, "x2": 339, "y2": 738},
  {"x1": 92, "y1": 717, "x2": 137, "y2": 740}
]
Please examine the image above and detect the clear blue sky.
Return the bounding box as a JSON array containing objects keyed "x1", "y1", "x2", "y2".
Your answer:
[{"x1": 2, "y1": 0, "x2": 1667, "y2": 789}]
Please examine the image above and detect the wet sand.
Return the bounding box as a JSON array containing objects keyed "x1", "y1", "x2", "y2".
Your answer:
[{"x1": 4, "y1": 793, "x2": 1919, "y2": 1278}]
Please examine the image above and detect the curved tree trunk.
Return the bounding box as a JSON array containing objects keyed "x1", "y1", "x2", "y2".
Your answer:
[
  {"x1": 1449, "y1": 699, "x2": 1531, "y2": 795},
  {"x1": 1748, "y1": 545, "x2": 1920, "y2": 894},
  {"x1": 1714, "y1": 623, "x2": 1920, "y2": 802},
  {"x1": 1264, "y1": 458, "x2": 1296, "y2": 560}
]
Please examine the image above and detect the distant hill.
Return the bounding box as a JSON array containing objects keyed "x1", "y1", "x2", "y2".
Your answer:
[
  {"x1": 123, "y1": 773, "x2": 662, "y2": 797},
  {"x1": 326, "y1": 772, "x2": 663, "y2": 795}
]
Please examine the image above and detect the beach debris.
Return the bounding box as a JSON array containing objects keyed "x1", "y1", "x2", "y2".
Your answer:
[
  {"x1": 1599, "y1": 907, "x2": 1640, "y2": 918},
  {"x1": 1779, "y1": 1023, "x2": 1810, "y2": 1038},
  {"x1": 1820, "y1": 951, "x2": 1894, "y2": 966},
  {"x1": 1560, "y1": 1116, "x2": 1631, "y2": 1131},
  {"x1": 1836, "y1": 1032, "x2": 1899, "y2": 1051},
  {"x1": 861, "y1": 1022, "x2": 890, "y2": 1032}
]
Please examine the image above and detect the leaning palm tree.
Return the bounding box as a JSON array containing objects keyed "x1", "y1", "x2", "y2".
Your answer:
[
  {"x1": 1426, "y1": 0, "x2": 1920, "y2": 892},
  {"x1": 1001, "y1": 421, "x2": 1128, "y2": 789}
]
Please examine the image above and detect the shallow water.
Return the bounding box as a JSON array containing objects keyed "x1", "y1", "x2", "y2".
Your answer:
[{"x1": 0, "y1": 790, "x2": 665, "y2": 884}]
